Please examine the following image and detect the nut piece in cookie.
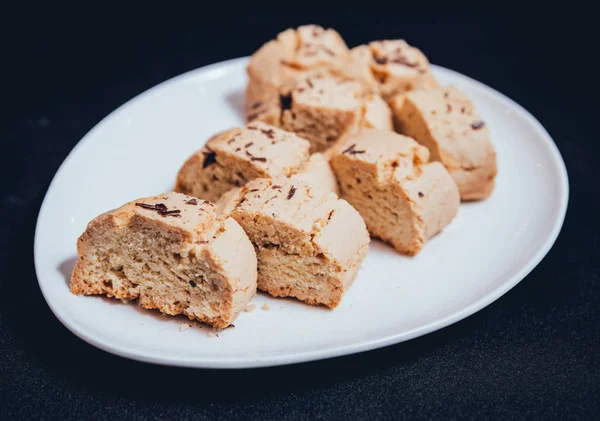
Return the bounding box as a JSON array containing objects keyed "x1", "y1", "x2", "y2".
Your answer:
[
  {"x1": 345, "y1": 40, "x2": 438, "y2": 102},
  {"x1": 391, "y1": 86, "x2": 497, "y2": 201},
  {"x1": 175, "y1": 122, "x2": 310, "y2": 202},
  {"x1": 331, "y1": 129, "x2": 460, "y2": 256},
  {"x1": 70, "y1": 192, "x2": 257, "y2": 329},
  {"x1": 217, "y1": 178, "x2": 369, "y2": 308}
]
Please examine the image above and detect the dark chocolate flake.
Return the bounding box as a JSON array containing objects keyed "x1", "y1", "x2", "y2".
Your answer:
[
  {"x1": 250, "y1": 188, "x2": 260, "y2": 192},
  {"x1": 158, "y1": 210, "x2": 181, "y2": 217},
  {"x1": 251, "y1": 156, "x2": 267, "y2": 162},
  {"x1": 373, "y1": 55, "x2": 388, "y2": 65},
  {"x1": 279, "y1": 94, "x2": 292, "y2": 111},
  {"x1": 306, "y1": 78, "x2": 314, "y2": 88},
  {"x1": 261, "y1": 128, "x2": 275, "y2": 138},
  {"x1": 202, "y1": 148, "x2": 217, "y2": 168},
  {"x1": 271, "y1": 185, "x2": 282, "y2": 189},
  {"x1": 391, "y1": 56, "x2": 418, "y2": 68},
  {"x1": 287, "y1": 186, "x2": 296, "y2": 200},
  {"x1": 471, "y1": 121, "x2": 485, "y2": 130},
  {"x1": 189, "y1": 280, "x2": 197, "y2": 287},
  {"x1": 185, "y1": 198, "x2": 198, "y2": 205},
  {"x1": 245, "y1": 142, "x2": 254, "y2": 148},
  {"x1": 342, "y1": 144, "x2": 357, "y2": 154},
  {"x1": 135, "y1": 203, "x2": 178, "y2": 217},
  {"x1": 196, "y1": 240, "x2": 209, "y2": 244},
  {"x1": 418, "y1": 192, "x2": 424, "y2": 198}
]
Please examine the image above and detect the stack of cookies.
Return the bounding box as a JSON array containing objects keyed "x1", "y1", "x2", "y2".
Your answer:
[{"x1": 70, "y1": 25, "x2": 497, "y2": 329}]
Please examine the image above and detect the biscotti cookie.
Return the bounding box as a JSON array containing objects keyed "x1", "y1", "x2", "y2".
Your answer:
[
  {"x1": 330, "y1": 129, "x2": 459, "y2": 256},
  {"x1": 217, "y1": 178, "x2": 369, "y2": 308},
  {"x1": 290, "y1": 153, "x2": 339, "y2": 195},
  {"x1": 345, "y1": 40, "x2": 438, "y2": 102},
  {"x1": 246, "y1": 25, "x2": 350, "y2": 109},
  {"x1": 391, "y1": 86, "x2": 497, "y2": 200},
  {"x1": 175, "y1": 122, "x2": 310, "y2": 202},
  {"x1": 70, "y1": 192, "x2": 257, "y2": 329},
  {"x1": 248, "y1": 76, "x2": 363, "y2": 152},
  {"x1": 249, "y1": 75, "x2": 393, "y2": 152},
  {"x1": 360, "y1": 94, "x2": 393, "y2": 131}
]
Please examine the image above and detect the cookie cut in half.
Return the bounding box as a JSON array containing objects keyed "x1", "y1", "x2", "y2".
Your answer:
[
  {"x1": 217, "y1": 178, "x2": 369, "y2": 308},
  {"x1": 391, "y1": 86, "x2": 497, "y2": 200},
  {"x1": 331, "y1": 129, "x2": 460, "y2": 256},
  {"x1": 70, "y1": 192, "x2": 257, "y2": 328},
  {"x1": 345, "y1": 40, "x2": 438, "y2": 102}
]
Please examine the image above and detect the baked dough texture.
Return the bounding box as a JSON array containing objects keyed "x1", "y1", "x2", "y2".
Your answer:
[
  {"x1": 176, "y1": 122, "x2": 338, "y2": 202},
  {"x1": 391, "y1": 86, "x2": 497, "y2": 201},
  {"x1": 345, "y1": 40, "x2": 438, "y2": 102},
  {"x1": 248, "y1": 75, "x2": 392, "y2": 152},
  {"x1": 331, "y1": 129, "x2": 459, "y2": 256},
  {"x1": 175, "y1": 122, "x2": 311, "y2": 202},
  {"x1": 290, "y1": 153, "x2": 339, "y2": 195},
  {"x1": 70, "y1": 192, "x2": 257, "y2": 328},
  {"x1": 217, "y1": 178, "x2": 369, "y2": 308},
  {"x1": 246, "y1": 24, "x2": 351, "y2": 110}
]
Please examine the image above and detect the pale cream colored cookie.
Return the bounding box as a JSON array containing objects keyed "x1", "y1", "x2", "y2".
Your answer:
[
  {"x1": 290, "y1": 153, "x2": 339, "y2": 195},
  {"x1": 217, "y1": 178, "x2": 369, "y2": 308},
  {"x1": 360, "y1": 94, "x2": 393, "y2": 131},
  {"x1": 246, "y1": 25, "x2": 350, "y2": 110},
  {"x1": 70, "y1": 192, "x2": 257, "y2": 329},
  {"x1": 175, "y1": 122, "x2": 310, "y2": 202},
  {"x1": 345, "y1": 40, "x2": 438, "y2": 102},
  {"x1": 330, "y1": 129, "x2": 459, "y2": 256},
  {"x1": 391, "y1": 86, "x2": 497, "y2": 201},
  {"x1": 248, "y1": 75, "x2": 391, "y2": 152}
]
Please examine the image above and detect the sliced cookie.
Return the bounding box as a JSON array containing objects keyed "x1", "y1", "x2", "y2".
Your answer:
[
  {"x1": 246, "y1": 25, "x2": 351, "y2": 110},
  {"x1": 217, "y1": 178, "x2": 369, "y2": 308},
  {"x1": 330, "y1": 129, "x2": 460, "y2": 256},
  {"x1": 391, "y1": 86, "x2": 497, "y2": 200},
  {"x1": 345, "y1": 40, "x2": 438, "y2": 102},
  {"x1": 70, "y1": 192, "x2": 257, "y2": 329},
  {"x1": 248, "y1": 75, "x2": 392, "y2": 152},
  {"x1": 290, "y1": 153, "x2": 339, "y2": 195},
  {"x1": 175, "y1": 122, "x2": 310, "y2": 202}
]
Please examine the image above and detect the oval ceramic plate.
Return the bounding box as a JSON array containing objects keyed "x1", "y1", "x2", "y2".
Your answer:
[{"x1": 34, "y1": 57, "x2": 568, "y2": 369}]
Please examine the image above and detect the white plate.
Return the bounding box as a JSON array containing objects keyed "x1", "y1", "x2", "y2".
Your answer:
[{"x1": 34, "y1": 57, "x2": 568, "y2": 369}]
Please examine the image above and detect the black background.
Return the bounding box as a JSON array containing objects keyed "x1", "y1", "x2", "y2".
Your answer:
[{"x1": 1, "y1": 4, "x2": 599, "y2": 420}]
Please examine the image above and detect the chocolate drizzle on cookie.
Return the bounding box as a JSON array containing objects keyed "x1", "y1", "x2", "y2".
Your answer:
[{"x1": 185, "y1": 198, "x2": 198, "y2": 205}]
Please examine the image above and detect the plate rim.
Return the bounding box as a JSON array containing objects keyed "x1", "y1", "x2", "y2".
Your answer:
[{"x1": 34, "y1": 57, "x2": 569, "y2": 369}]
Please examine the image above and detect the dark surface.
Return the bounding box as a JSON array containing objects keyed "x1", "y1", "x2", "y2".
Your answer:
[{"x1": 1, "y1": 6, "x2": 598, "y2": 421}]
